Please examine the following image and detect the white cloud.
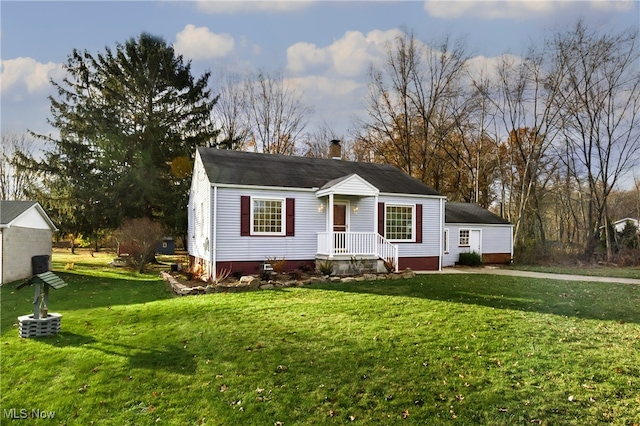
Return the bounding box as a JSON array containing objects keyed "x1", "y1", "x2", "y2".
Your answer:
[
  {"x1": 195, "y1": 1, "x2": 313, "y2": 14},
  {"x1": 287, "y1": 42, "x2": 328, "y2": 74},
  {"x1": 0, "y1": 57, "x2": 62, "y2": 95},
  {"x1": 287, "y1": 29, "x2": 401, "y2": 77},
  {"x1": 174, "y1": 24, "x2": 235, "y2": 61},
  {"x1": 424, "y1": 0, "x2": 635, "y2": 20},
  {"x1": 424, "y1": 0, "x2": 570, "y2": 20}
]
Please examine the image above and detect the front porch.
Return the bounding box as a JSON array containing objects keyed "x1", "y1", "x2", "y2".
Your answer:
[
  {"x1": 314, "y1": 173, "x2": 398, "y2": 274},
  {"x1": 316, "y1": 231, "x2": 398, "y2": 273}
]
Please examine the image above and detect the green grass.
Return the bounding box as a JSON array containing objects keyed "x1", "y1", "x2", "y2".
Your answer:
[
  {"x1": 510, "y1": 264, "x2": 640, "y2": 280},
  {"x1": 1, "y1": 252, "x2": 639, "y2": 425}
]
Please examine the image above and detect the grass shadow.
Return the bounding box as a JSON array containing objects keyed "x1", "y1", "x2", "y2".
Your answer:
[
  {"x1": 309, "y1": 273, "x2": 640, "y2": 324},
  {"x1": 38, "y1": 331, "x2": 196, "y2": 375},
  {"x1": 0, "y1": 275, "x2": 172, "y2": 334}
]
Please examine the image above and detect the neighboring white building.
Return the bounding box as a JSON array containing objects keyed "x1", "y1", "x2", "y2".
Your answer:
[
  {"x1": 0, "y1": 201, "x2": 57, "y2": 285},
  {"x1": 613, "y1": 218, "x2": 639, "y2": 233},
  {"x1": 188, "y1": 145, "x2": 514, "y2": 280},
  {"x1": 443, "y1": 202, "x2": 514, "y2": 267}
]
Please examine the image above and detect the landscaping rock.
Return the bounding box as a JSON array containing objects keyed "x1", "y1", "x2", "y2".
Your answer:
[
  {"x1": 239, "y1": 276, "x2": 261, "y2": 289},
  {"x1": 401, "y1": 269, "x2": 416, "y2": 279},
  {"x1": 160, "y1": 263, "x2": 420, "y2": 296}
]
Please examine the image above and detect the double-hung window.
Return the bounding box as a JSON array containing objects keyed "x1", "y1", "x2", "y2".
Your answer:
[
  {"x1": 385, "y1": 204, "x2": 414, "y2": 242},
  {"x1": 444, "y1": 228, "x2": 450, "y2": 253},
  {"x1": 252, "y1": 198, "x2": 284, "y2": 235}
]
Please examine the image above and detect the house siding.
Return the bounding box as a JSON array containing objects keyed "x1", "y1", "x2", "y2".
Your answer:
[
  {"x1": 443, "y1": 223, "x2": 513, "y2": 267},
  {"x1": 215, "y1": 187, "x2": 324, "y2": 265},
  {"x1": 379, "y1": 195, "x2": 442, "y2": 259},
  {"x1": 187, "y1": 152, "x2": 213, "y2": 276}
]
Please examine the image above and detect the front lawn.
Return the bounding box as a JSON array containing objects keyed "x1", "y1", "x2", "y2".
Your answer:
[{"x1": 1, "y1": 253, "x2": 639, "y2": 425}]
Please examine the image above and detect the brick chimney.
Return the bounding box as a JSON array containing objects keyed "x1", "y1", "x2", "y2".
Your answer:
[{"x1": 329, "y1": 139, "x2": 341, "y2": 159}]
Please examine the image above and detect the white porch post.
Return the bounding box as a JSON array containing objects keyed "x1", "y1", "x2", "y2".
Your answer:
[
  {"x1": 373, "y1": 195, "x2": 379, "y2": 233},
  {"x1": 328, "y1": 193, "x2": 334, "y2": 259}
]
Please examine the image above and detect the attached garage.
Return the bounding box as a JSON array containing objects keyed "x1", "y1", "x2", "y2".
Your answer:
[
  {"x1": 0, "y1": 201, "x2": 57, "y2": 285},
  {"x1": 443, "y1": 202, "x2": 513, "y2": 267}
]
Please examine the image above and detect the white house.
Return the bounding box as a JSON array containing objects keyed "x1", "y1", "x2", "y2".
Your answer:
[
  {"x1": 0, "y1": 201, "x2": 57, "y2": 285},
  {"x1": 443, "y1": 202, "x2": 514, "y2": 266},
  {"x1": 188, "y1": 145, "x2": 513, "y2": 280}
]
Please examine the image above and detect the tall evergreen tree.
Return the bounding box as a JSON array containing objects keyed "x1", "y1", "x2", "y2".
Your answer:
[{"x1": 34, "y1": 33, "x2": 218, "y2": 241}]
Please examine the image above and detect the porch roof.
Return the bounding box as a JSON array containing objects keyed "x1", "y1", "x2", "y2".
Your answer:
[
  {"x1": 316, "y1": 174, "x2": 379, "y2": 197},
  {"x1": 197, "y1": 147, "x2": 441, "y2": 196}
]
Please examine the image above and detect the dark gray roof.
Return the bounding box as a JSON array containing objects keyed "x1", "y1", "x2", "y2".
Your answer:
[
  {"x1": 445, "y1": 202, "x2": 511, "y2": 225},
  {"x1": 197, "y1": 148, "x2": 441, "y2": 196},
  {"x1": 0, "y1": 200, "x2": 38, "y2": 225}
]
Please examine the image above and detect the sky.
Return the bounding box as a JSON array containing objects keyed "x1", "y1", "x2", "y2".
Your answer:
[{"x1": 1, "y1": 1, "x2": 639, "y2": 154}]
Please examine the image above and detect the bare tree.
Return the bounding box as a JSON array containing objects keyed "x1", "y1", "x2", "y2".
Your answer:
[
  {"x1": 211, "y1": 70, "x2": 251, "y2": 150},
  {"x1": 114, "y1": 217, "x2": 165, "y2": 273},
  {"x1": 552, "y1": 21, "x2": 640, "y2": 260},
  {"x1": 300, "y1": 122, "x2": 344, "y2": 158},
  {"x1": 358, "y1": 31, "x2": 471, "y2": 194},
  {"x1": 0, "y1": 132, "x2": 38, "y2": 200},
  {"x1": 244, "y1": 70, "x2": 313, "y2": 155}
]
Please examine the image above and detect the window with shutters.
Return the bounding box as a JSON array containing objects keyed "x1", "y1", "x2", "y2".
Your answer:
[
  {"x1": 385, "y1": 204, "x2": 414, "y2": 242},
  {"x1": 252, "y1": 198, "x2": 285, "y2": 235}
]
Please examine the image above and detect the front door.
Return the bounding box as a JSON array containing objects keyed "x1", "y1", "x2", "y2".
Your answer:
[
  {"x1": 469, "y1": 229, "x2": 481, "y2": 255},
  {"x1": 333, "y1": 204, "x2": 347, "y2": 232},
  {"x1": 333, "y1": 203, "x2": 348, "y2": 252}
]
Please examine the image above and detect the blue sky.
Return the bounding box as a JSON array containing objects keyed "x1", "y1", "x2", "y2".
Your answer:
[{"x1": 2, "y1": 1, "x2": 639, "y2": 142}]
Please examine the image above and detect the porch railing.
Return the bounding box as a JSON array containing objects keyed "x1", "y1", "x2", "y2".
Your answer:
[{"x1": 317, "y1": 232, "x2": 399, "y2": 272}]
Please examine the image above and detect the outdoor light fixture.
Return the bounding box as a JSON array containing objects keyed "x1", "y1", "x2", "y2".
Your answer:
[
  {"x1": 318, "y1": 203, "x2": 325, "y2": 213},
  {"x1": 352, "y1": 206, "x2": 359, "y2": 214}
]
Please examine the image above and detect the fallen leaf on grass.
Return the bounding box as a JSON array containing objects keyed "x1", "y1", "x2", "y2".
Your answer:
[
  {"x1": 220, "y1": 384, "x2": 228, "y2": 392},
  {"x1": 402, "y1": 410, "x2": 410, "y2": 419}
]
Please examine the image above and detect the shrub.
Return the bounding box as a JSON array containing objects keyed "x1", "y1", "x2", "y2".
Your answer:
[
  {"x1": 265, "y1": 257, "x2": 287, "y2": 274},
  {"x1": 114, "y1": 217, "x2": 165, "y2": 273},
  {"x1": 458, "y1": 251, "x2": 483, "y2": 267},
  {"x1": 317, "y1": 260, "x2": 334, "y2": 276},
  {"x1": 383, "y1": 258, "x2": 396, "y2": 273}
]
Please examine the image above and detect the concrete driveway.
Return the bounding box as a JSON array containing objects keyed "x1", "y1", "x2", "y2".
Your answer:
[{"x1": 420, "y1": 266, "x2": 640, "y2": 285}]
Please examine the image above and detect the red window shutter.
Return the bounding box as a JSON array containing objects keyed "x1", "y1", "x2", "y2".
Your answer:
[
  {"x1": 240, "y1": 196, "x2": 250, "y2": 236},
  {"x1": 415, "y1": 204, "x2": 423, "y2": 243},
  {"x1": 286, "y1": 198, "x2": 295, "y2": 236},
  {"x1": 378, "y1": 202, "x2": 385, "y2": 237}
]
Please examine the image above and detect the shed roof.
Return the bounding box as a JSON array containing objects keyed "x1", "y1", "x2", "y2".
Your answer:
[
  {"x1": 0, "y1": 200, "x2": 57, "y2": 230},
  {"x1": 445, "y1": 202, "x2": 511, "y2": 225},
  {"x1": 197, "y1": 147, "x2": 442, "y2": 197}
]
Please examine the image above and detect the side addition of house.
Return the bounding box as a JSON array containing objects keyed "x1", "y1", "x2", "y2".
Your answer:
[
  {"x1": 443, "y1": 202, "x2": 513, "y2": 267},
  {"x1": 188, "y1": 144, "x2": 446, "y2": 280}
]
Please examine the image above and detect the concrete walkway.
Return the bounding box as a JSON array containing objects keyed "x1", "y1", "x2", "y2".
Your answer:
[{"x1": 418, "y1": 266, "x2": 640, "y2": 285}]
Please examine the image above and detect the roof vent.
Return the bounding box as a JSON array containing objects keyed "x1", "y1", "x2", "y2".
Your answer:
[{"x1": 329, "y1": 140, "x2": 341, "y2": 160}]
